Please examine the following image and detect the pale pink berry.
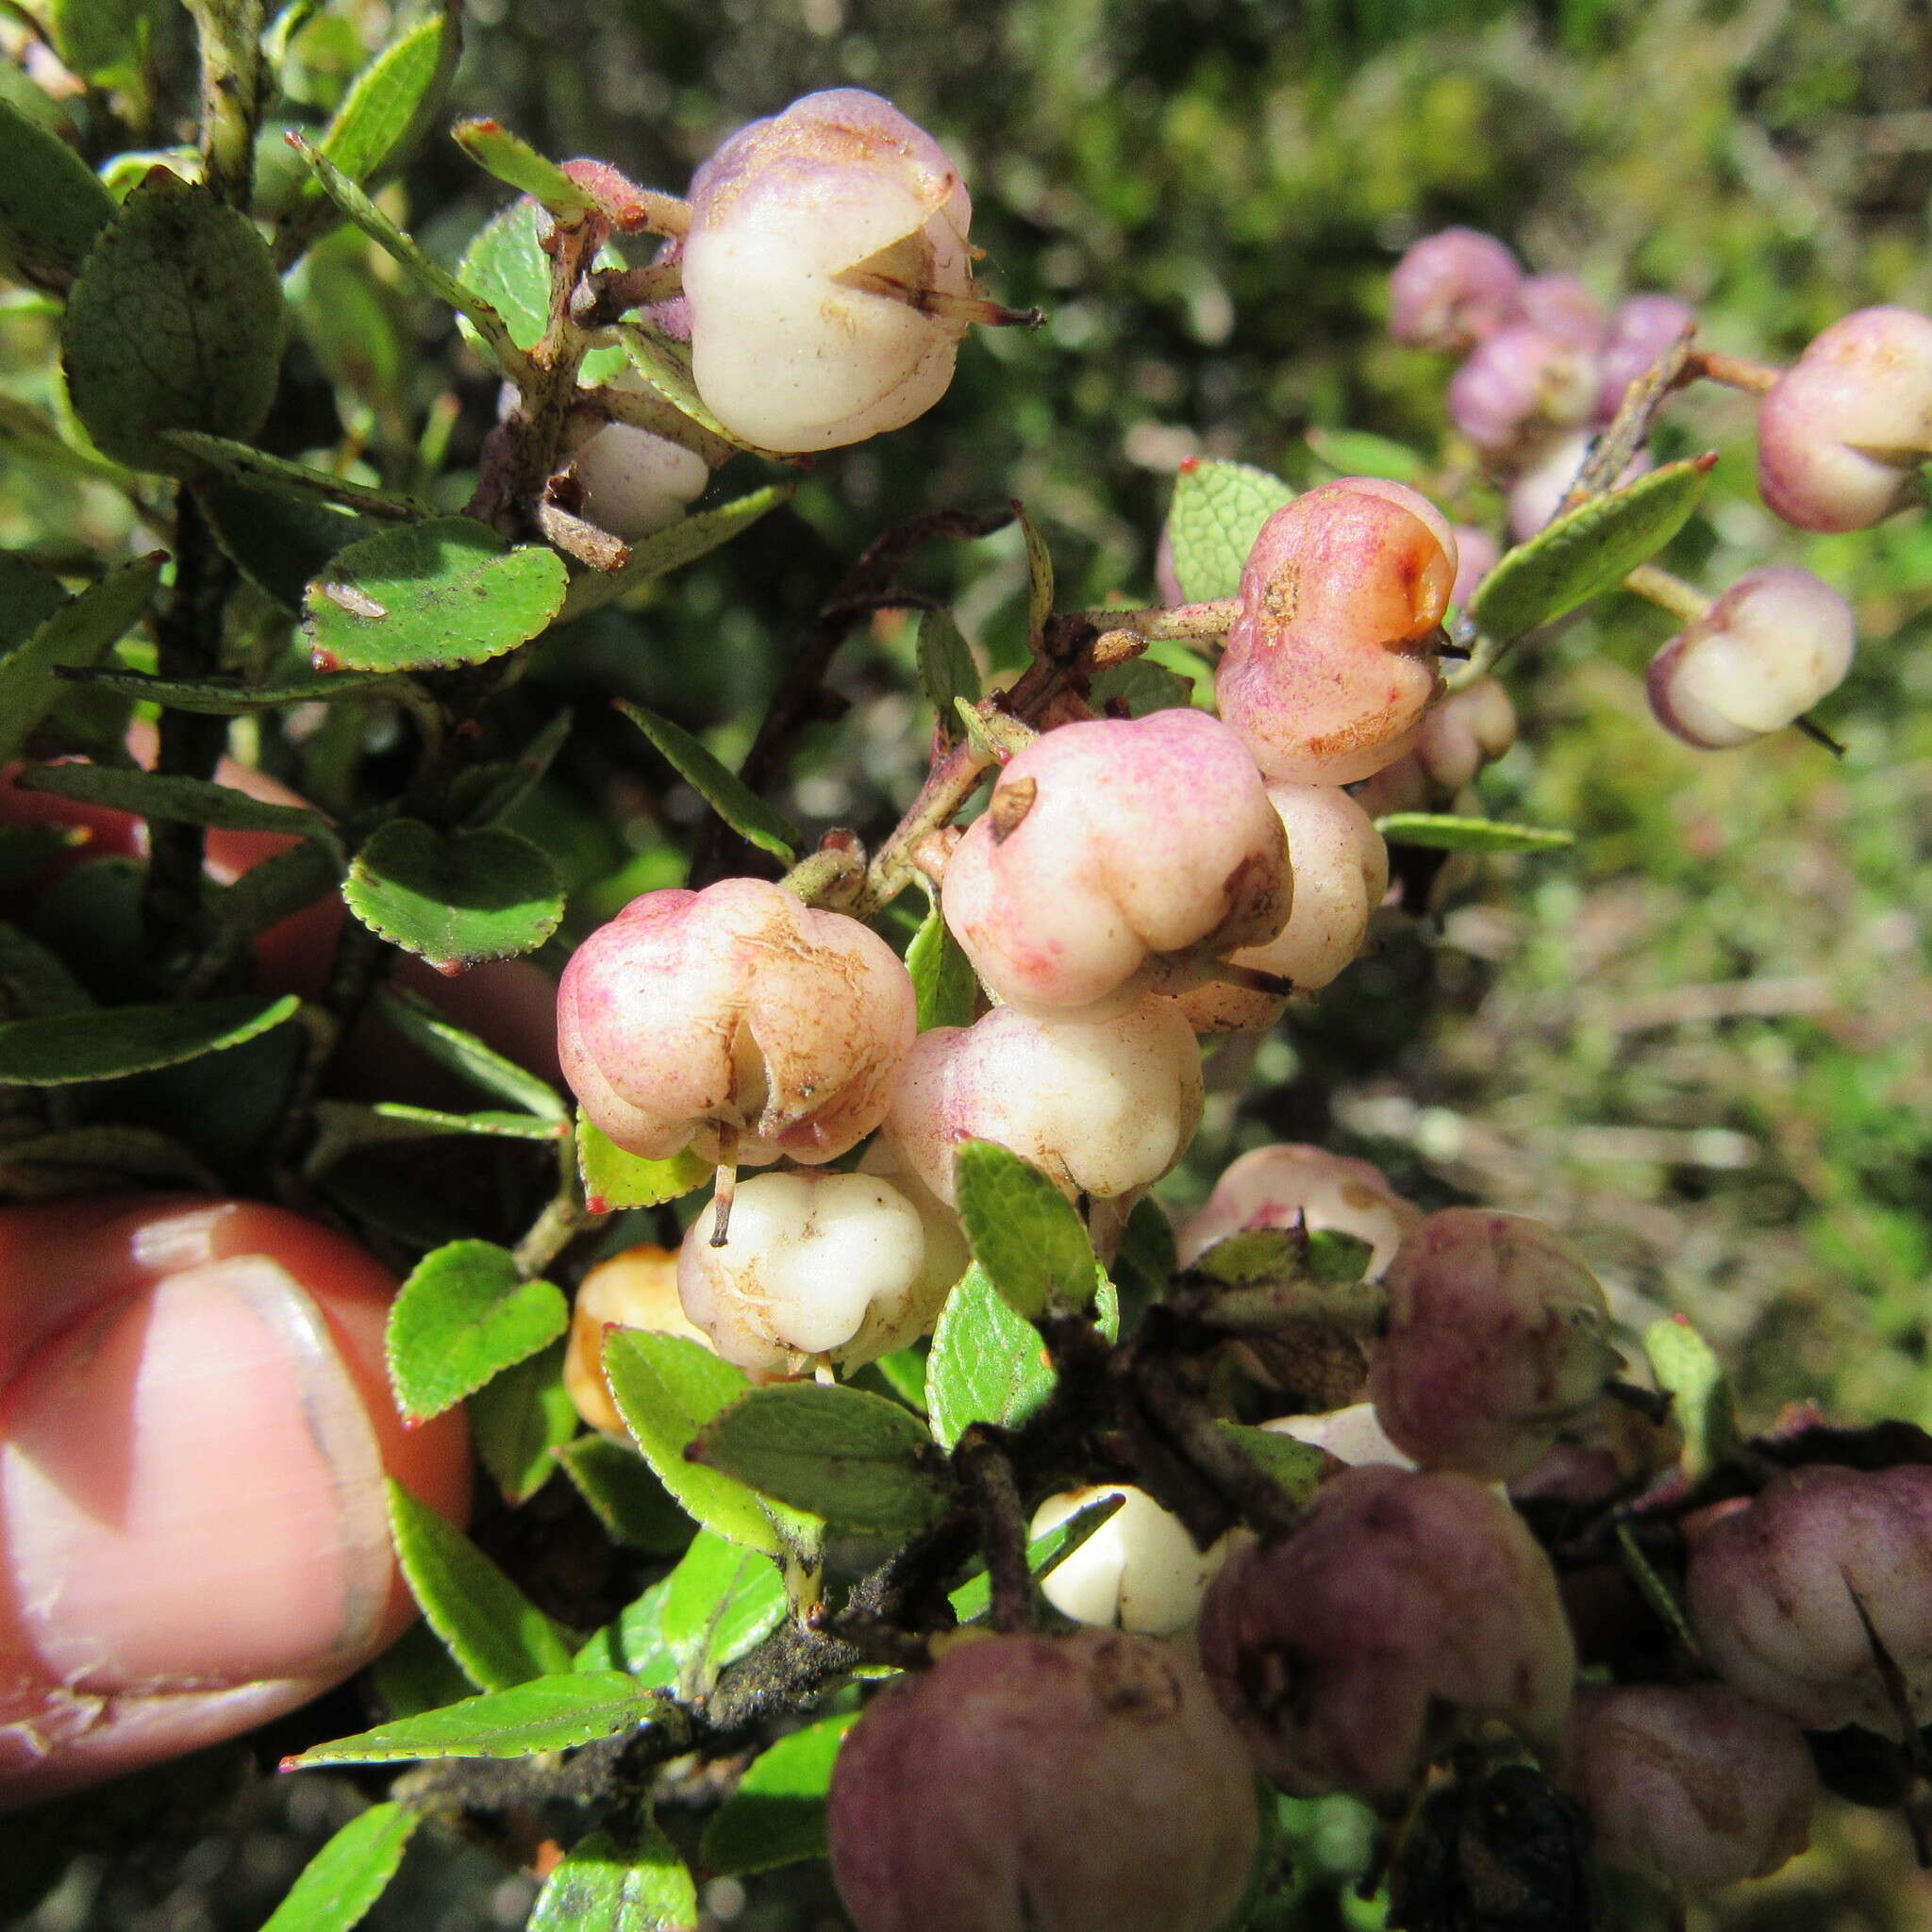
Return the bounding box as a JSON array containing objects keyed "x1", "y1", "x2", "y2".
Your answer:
[
  {"x1": 1757, "y1": 306, "x2": 1932, "y2": 531},
  {"x1": 1389, "y1": 228, "x2": 1523, "y2": 353},
  {"x1": 1174, "y1": 785, "x2": 1390, "y2": 1030},
  {"x1": 1176, "y1": 1142, "x2": 1419, "y2": 1274},
  {"x1": 1448, "y1": 326, "x2": 1599, "y2": 462},
  {"x1": 560, "y1": 411, "x2": 710, "y2": 541},
  {"x1": 1450, "y1": 524, "x2": 1500, "y2": 607},
  {"x1": 558, "y1": 877, "x2": 916, "y2": 1166},
  {"x1": 828, "y1": 1629, "x2": 1259, "y2": 1932},
  {"x1": 1413, "y1": 677, "x2": 1517, "y2": 791},
  {"x1": 682, "y1": 89, "x2": 974, "y2": 452},
  {"x1": 1566, "y1": 1685, "x2": 1817, "y2": 1894},
  {"x1": 1595, "y1": 292, "x2": 1697, "y2": 421},
  {"x1": 1368, "y1": 1208, "x2": 1617, "y2": 1483},
  {"x1": 1196, "y1": 1465, "x2": 1574, "y2": 1798},
  {"x1": 1216, "y1": 479, "x2": 1457, "y2": 787},
  {"x1": 1507, "y1": 431, "x2": 1651, "y2": 541},
  {"x1": 1685, "y1": 1462, "x2": 1932, "y2": 1733},
  {"x1": 1506, "y1": 273, "x2": 1608, "y2": 349},
  {"x1": 1029, "y1": 1486, "x2": 1231, "y2": 1635},
  {"x1": 1263, "y1": 1403, "x2": 1416, "y2": 1471},
  {"x1": 1645, "y1": 567, "x2": 1855, "y2": 750},
  {"x1": 881, "y1": 997, "x2": 1204, "y2": 1210},
  {"x1": 941, "y1": 710, "x2": 1290, "y2": 1017}
]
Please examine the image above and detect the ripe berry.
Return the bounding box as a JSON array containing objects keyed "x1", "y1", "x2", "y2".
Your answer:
[
  {"x1": 1506, "y1": 273, "x2": 1608, "y2": 349},
  {"x1": 941, "y1": 710, "x2": 1289, "y2": 1017},
  {"x1": 1176, "y1": 1142, "x2": 1419, "y2": 1274},
  {"x1": 1389, "y1": 228, "x2": 1523, "y2": 354},
  {"x1": 1447, "y1": 325, "x2": 1599, "y2": 462},
  {"x1": 1029, "y1": 1485, "x2": 1230, "y2": 1635}
]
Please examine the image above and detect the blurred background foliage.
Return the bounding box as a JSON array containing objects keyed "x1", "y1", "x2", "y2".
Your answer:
[{"x1": 8, "y1": 0, "x2": 1932, "y2": 1925}]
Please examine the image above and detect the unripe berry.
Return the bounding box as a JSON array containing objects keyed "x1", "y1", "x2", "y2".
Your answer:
[
  {"x1": 1262, "y1": 1402, "x2": 1415, "y2": 1471},
  {"x1": 1757, "y1": 306, "x2": 1932, "y2": 531},
  {"x1": 682, "y1": 89, "x2": 974, "y2": 452},
  {"x1": 1412, "y1": 676, "x2": 1518, "y2": 792},
  {"x1": 882, "y1": 997, "x2": 1205, "y2": 1210},
  {"x1": 563, "y1": 1243, "x2": 715, "y2": 1437},
  {"x1": 1447, "y1": 326, "x2": 1599, "y2": 462},
  {"x1": 1389, "y1": 228, "x2": 1523, "y2": 353},
  {"x1": 1506, "y1": 273, "x2": 1609, "y2": 349},
  {"x1": 677, "y1": 1170, "x2": 950, "y2": 1374},
  {"x1": 828, "y1": 1628, "x2": 1259, "y2": 1932},
  {"x1": 1216, "y1": 479, "x2": 1457, "y2": 787},
  {"x1": 558, "y1": 877, "x2": 916, "y2": 1167},
  {"x1": 1177, "y1": 1141, "x2": 1419, "y2": 1274},
  {"x1": 1196, "y1": 1466, "x2": 1574, "y2": 1798},
  {"x1": 1645, "y1": 567, "x2": 1855, "y2": 750},
  {"x1": 561, "y1": 398, "x2": 709, "y2": 541},
  {"x1": 1174, "y1": 786, "x2": 1390, "y2": 1030},
  {"x1": 1685, "y1": 1462, "x2": 1932, "y2": 1732},
  {"x1": 1506, "y1": 432, "x2": 1650, "y2": 541},
  {"x1": 940, "y1": 710, "x2": 1291, "y2": 1017},
  {"x1": 1029, "y1": 1486, "x2": 1230, "y2": 1635},
  {"x1": 1368, "y1": 1208, "x2": 1617, "y2": 1483},
  {"x1": 1594, "y1": 292, "x2": 1697, "y2": 421},
  {"x1": 1566, "y1": 1684, "x2": 1817, "y2": 1893}
]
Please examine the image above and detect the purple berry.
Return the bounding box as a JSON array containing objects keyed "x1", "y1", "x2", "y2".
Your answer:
[{"x1": 1390, "y1": 227, "x2": 1523, "y2": 354}]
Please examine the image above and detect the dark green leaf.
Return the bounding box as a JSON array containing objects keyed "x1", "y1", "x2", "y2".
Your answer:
[
  {"x1": 0, "y1": 555, "x2": 163, "y2": 764},
  {"x1": 1109, "y1": 1195, "x2": 1177, "y2": 1330},
  {"x1": 1374, "y1": 812, "x2": 1574, "y2": 854},
  {"x1": 0, "y1": 992, "x2": 297, "y2": 1085},
  {"x1": 866, "y1": 1343, "x2": 929, "y2": 1414},
  {"x1": 1304, "y1": 425, "x2": 1426, "y2": 482},
  {"x1": 1643, "y1": 1314, "x2": 1740, "y2": 1481},
  {"x1": 0, "y1": 1124, "x2": 219, "y2": 1194},
  {"x1": 469, "y1": 1340, "x2": 578, "y2": 1507},
  {"x1": 16, "y1": 762, "x2": 342, "y2": 858},
  {"x1": 1087, "y1": 656, "x2": 1195, "y2": 716},
  {"x1": 213, "y1": 839, "x2": 341, "y2": 944},
  {"x1": 454, "y1": 118, "x2": 597, "y2": 216},
  {"x1": 305, "y1": 518, "x2": 568, "y2": 674},
  {"x1": 949, "y1": 1491, "x2": 1124, "y2": 1624},
  {"x1": 905, "y1": 897, "x2": 977, "y2": 1032},
  {"x1": 700, "y1": 1714, "x2": 857, "y2": 1877},
  {"x1": 283, "y1": 1672, "x2": 671, "y2": 1768},
  {"x1": 387, "y1": 1479, "x2": 575, "y2": 1691},
  {"x1": 342, "y1": 820, "x2": 564, "y2": 970},
  {"x1": 371, "y1": 1622, "x2": 478, "y2": 1723},
  {"x1": 166, "y1": 432, "x2": 426, "y2": 521},
  {"x1": 953, "y1": 1138, "x2": 1097, "y2": 1319},
  {"x1": 386, "y1": 1238, "x2": 568, "y2": 1423},
  {"x1": 1016, "y1": 500, "x2": 1054, "y2": 647},
  {"x1": 555, "y1": 1434, "x2": 691, "y2": 1555},
  {"x1": 614, "y1": 700, "x2": 799, "y2": 861},
  {"x1": 1191, "y1": 1226, "x2": 1374, "y2": 1291},
  {"x1": 1212, "y1": 1422, "x2": 1327, "y2": 1507},
  {"x1": 526, "y1": 1824, "x2": 698, "y2": 1932},
  {"x1": 0, "y1": 551, "x2": 68, "y2": 652},
  {"x1": 0, "y1": 98, "x2": 115, "y2": 290},
  {"x1": 558, "y1": 485, "x2": 797, "y2": 624},
  {"x1": 1165, "y1": 459, "x2": 1293, "y2": 602},
  {"x1": 62, "y1": 170, "x2": 284, "y2": 474},
  {"x1": 658, "y1": 1528, "x2": 786, "y2": 1691},
  {"x1": 201, "y1": 483, "x2": 377, "y2": 612},
  {"x1": 1470, "y1": 457, "x2": 1715, "y2": 643},
  {"x1": 0, "y1": 921, "x2": 91, "y2": 1018},
  {"x1": 925, "y1": 1263, "x2": 1054, "y2": 1451},
  {"x1": 372, "y1": 986, "x2": 568, "y2": 1119},
  {"x1": 690, "y1": 1384, "x2": 948, "y2": 1531},
  {"x1": 60, "y1": 668, "x2": 402, "y2": 714},
  {"x1": 577, "y1": 1114, "x2": 711, "y2": 1215},
  {"x1": 917, "y1": 608, "x2": 978, "y2": 740},
  {"x1": 1615, "y1": 1522, "x2": 1703, "y2": 1659},
  {"x1": 258, "y1": 1801, "x2": 421, "y2": 1932}
]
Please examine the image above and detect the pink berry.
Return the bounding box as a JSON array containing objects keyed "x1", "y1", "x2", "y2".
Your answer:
[
  {"x1": 1449, "y1": 524, "x2": 1500, "y2": 607},
  {"x1": 1176, "y1": 1142, "x2": 1419, "y2": 1273},
  {"x1": 1757, "y1": 306, "x2": 1932, "y2": 531},
  {"x1": 1506, "y1": 432, "x2": 1650, "y2": 541},
  {"x1": 558, "y1": 876, "x2": 916, "y2": 1166},
  {"x1": 828, "y1": 1629, "x2": 1260, "y2": 1932},
  {"x1": 1685, "y1": 1462, "x2": 1932, "y2": 1732},
  {"x1": 1566, "y1": 1684, "x2": 1817, "y2": 1894},
  {"x1": 1506, "y1": 273, "x2": 1609, "y2": 349},
  {"x1": 1413, "y1": 677, "x2": 1518, "y2": 791},
  {"x1": 1196, "y1": 1465, "x2": 1574, "y2": 1798},
  {"x1": 1368, "y1": 1208, "x2": 1617, "y2": 1483},
  {"x1": 940, "y1": 710, "x2": 1291, "y2": 1017},
  {"x1": 1389, "y1": 228, "x2": 1523, "y2": 353},
  {"x1": 1447, "y1": 326, "x2": 1599, "y2": 462},
  {"x1": 1645, "y1": 566, "x2": 1855, "y2": 750},
  {"x1": 1595, "y1": 292, "x2": 1697, "y2": 421},
  {"x1": 1216, "y1": 479, "x2": 1457, "y2": 787}
]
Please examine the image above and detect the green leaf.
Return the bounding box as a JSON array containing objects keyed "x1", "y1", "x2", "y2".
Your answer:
[
  {"x1": 558, "y1": 484, "x2": 793, "y2": 623},
  {"x1": 49, "y1": 0, "x2": 168, "y2": 85},
  {"x1": 0, "y1": 1123, "x2": 219, "y2": 1193},
  {"x1": 372, "y1": 986, "x2": 567, "y2": 1119},
  {"x1": 700, "y1": 1714, "x2": 858, "y2": 1877},
  {"x1": 0, "y1": 98, "x2": 116, "y2": 290},
  {"x1": 953, "y1": 1138, "x2": 1097, "y2": 1319},
  {"x1": 905, "y1": 897, "x2": 977, "y2": 1032},
  {"x1": 925, "y1": 1263, "x2": 1054, "y2": 1451},
  {"x1": 690, "y1": 1384, "x2": 949, "y2": 1532},
  {"x1": 16, "y1": 762, "x2": 342, "y2": 858},
  {"x1": 62, "y1": 170, "x2": 284, "y2": 475},
  {"x1": 917, "y1": 607, "x2": 978, "y2": 741},
  {"x1": 577, "y1": 1113, "x2": 711, "y2": 1215},
  {"x1": 555, "y1": 1434, "x2": 691, "y2": 1555},
  {"x1": 470, "y1": 1340, "x2": 578, "y2": 1507},
  {"x1": 172, "y1": 431, "x2": 426, "y2": 518},
  {"x1": 949, "y1": 1491, "x2": 1124, "y2": 1624},
  {"x1": 575, "y1": 1574, "x2": 678, "y2": 1686},
  {"x1": 1470, "y1": 456, "x2": 1715, "y2": 643},
  {"x1": 1165, "y1": 459, "x2": 1294, "y2": 602},
  {"x1": 0, "y1": 551, "x2": 68, "y2": 652},
  {"x1": 1087, "y1": 656, "x2": 1195, "y2": 716},
  {"x1": 458, "y1": 196, "x2": 554, "y2": 354},
  {"x1": 373, "y1": 1103, "x2": 569, "y2": 1143},
  {"x1": 0, "y1": 555, "x2": 163, "y2": 765},
  {"x1": 343, "y1": 820, "x2": 565, "y2": 971},
  {"x1": 386, "y1": 1239, "x2": 569, "y2": 1423},
  {"x1": 1016, "y1": 499, "x2": 1055, "y2": 647},
  {"x1": 0, "y1": 991, "x2": 298, "y2": 1086},
  {"x1": 201, "y1": 484, "x2": 377, "y2": 613},
  {"x1": 0, "y1": 922, "x2": 91, "y2": 1019},
  {"x1": 1304, "y1": 425, "x2": 1426, "y2": 483},
  {"x1": 1212, "y1": 1422, "x2": 1328, "y2": 1507},
  {"x1": 602, "y1": 1330, "x2": 781, "y2": 1555},
  {"x1": 1615, "y1": 1522, "x2": 1703, "y2": 1660},
  {"x1": 454, "y1": 118, "x2": 597, "y2": 216},
  {"x1": 59, "y1": 667, "x2": 401, "y2": 715},
  {"x1": 527, "y1": 1824, "x2": 698, "y2": 1932},
  {"x1": 305, "y1": 518, "x2": 568, "y2": 674},
  {"x1": 258, "y1": 1801, "x2": 421, "y2": 1932},
  {"x1": 658, "y1": 1528, "x2": 787, "y2": 1691},
  {"x1": 1643, "y1": 1314, "x2": 1740, "y2": 1481},
  {"x1": 371, "y1": 1621, "x2": 477, "y2": 1722},
  {"x1": 213, "y1": 838, "x2": 341, "y2": 944},
  {"x1": 1109, "y1": 1195, "x2": 1177, "y2": 1330},
  {"x1": 284, "y1": 1672, "x2": 671, "y2": 1768},
  {"x1": 294, "y1": 12, "x2": 456, "y2": 209},
  {"x1": 615, "y1": 700, "x2": 799, "y2": 862},
  {"x1": 387, "y1": 1479, "x2": 575, "y2": 1691},
  {"x1": 1373, "y1": 812, "x2": 1575, "y2": 854}
]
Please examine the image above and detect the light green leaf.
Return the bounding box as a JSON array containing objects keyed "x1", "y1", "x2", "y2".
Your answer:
[
  {"x1": 953, "y1": 1138, "x2": 1097, "y2": 1319},
  {"x1": 558, "y1": 484, "x2": 794, "y2": 623},
  {"x1": 258, "y1": 1801, "x2": 421, "y2": 1932},
  {"x1": 1616, "y1": 1522, "x2": 1703, "y2": 1660},
  {"x1": 343, "y1": 820, "x2": 564, "y2": 971},
  {"x1": 16, "y1": 762, "x2": 342, "y2": 859},
  {"x1": 458, "y1": 196, "x2": 554, "y2": 354},
  {"x1": 526, "y1": 1824, "x2": 699, "y2": 1932},
  {"x1": 1643, "y1": 1314, "x2": 1740, "y2": 1481},
  {"x1": 386, "y1": 1239, "x2": 568, "y2": 1423},
  {"x1": 658, "y1": 1528, "x2": 787, "y2": 1692},
  {"x1": 615, "y1": 699, "x2": 799, "y2": 861},
  {"x1": 1087, "y1": 656, "x2": 1196, "y2": 716},
  {"x1": 0, "y1": 992, "x2": 297, "y2": 1086},
  {"x1": 576, "y1": 1114, "x2": 711, "y2": 1215},
  {"x1": 925, "y1": 1263, "x2": 1054, "y2": 1451},
  {"x1": 372, "y1": 1103, "x2": 569, "y2": 1143},
  {"x1": 555, "y1": 1434, "x2": 691, "y2": 1555},
  {"x1": 905, "y1": 897, "x2": 977, "y2": 1033},
  {"x1": 699, "y1": 1714, "x2": 858, "y2": 1877},
  {"x1": 1304, "y1": 425, "x2": 1426, "y2": 483},
  {"x1": 387, "y1": 1479, "x2": 575, "y2": 1690},
  {"x1": 49, "y1": 0, "x2": 168, "y2": 85},
  {"x1": 62, "y1": 170, "x2": 284, "y2": 475},
  {"x1": 469, "y1": 1340, "x2": 578, "y2": 1507},
  {"x1": 690, "y1": 1384, "x2": 949, "y2": 1532},
  {"x1": 1165, "y1": 459, "x2": 1293, "y2": 602},
  {"x1": 917, "y1": 607, "x2": 978, "y2": 740},
  {"x1": 0, "y1": 97, "x2": 116, "y2": 290},
  {"x1": 0, "y1": 555, "x2": 163, "y2": 765},
  {"x1": 1373, "y1": 812, "x2": 1575, "y2": 854},
  {"x1": 372, "y1": 986, "x2": 568, "y2": 1120},
  {"x1": 305, "y1": 517, "x2": 568, "y2": 674},
  {"x1": 453, "y1": 118, "x2": 597, "y2": 217},
  {"x1": 1212, "y1": 1421, "x2": 1327, "y2": 1507},
  {"x1": 1470, "y1": 457, "x2": 1715, "y2": 643}
]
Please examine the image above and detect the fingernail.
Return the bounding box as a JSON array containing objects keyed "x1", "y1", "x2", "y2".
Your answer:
[{"x1": 1, "y1": 1256, "x2": 393, "y2": 1691}]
